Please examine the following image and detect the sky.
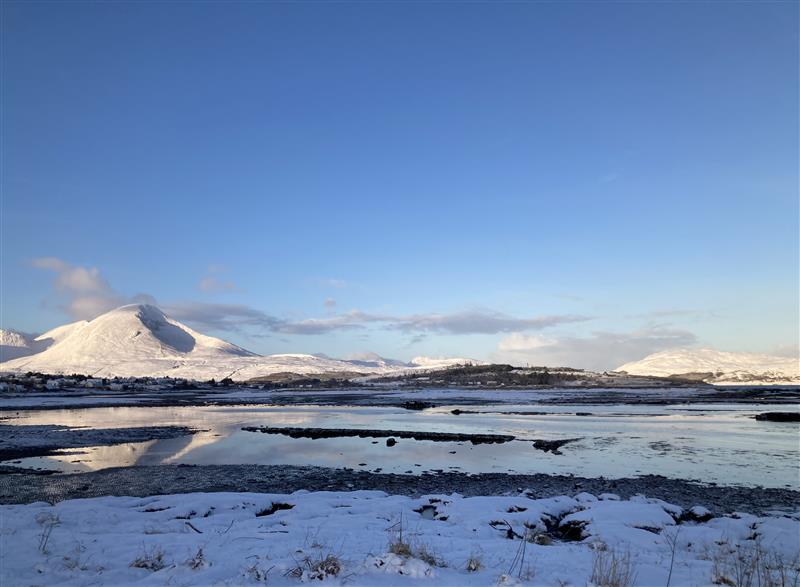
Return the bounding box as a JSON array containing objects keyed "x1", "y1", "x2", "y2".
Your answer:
[{"x1": 2, "y1": 1, "x2": 798, "y2": 370}]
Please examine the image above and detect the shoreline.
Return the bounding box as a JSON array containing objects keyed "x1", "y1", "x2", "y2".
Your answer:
[
  {"x1": 1, "y1": 464, "x2": 798, "y2": 514},
  {"x1": 1, "y1": 384, "x2": 799, "y2": 412}
]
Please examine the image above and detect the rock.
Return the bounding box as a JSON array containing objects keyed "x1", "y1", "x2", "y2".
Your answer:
[
  {"x1": 401, "y1": 401, "x2": 434, "y2": 411},
  {"x1": 532, "y1": 438, "x2": 582, "y2": 454},
  {"x1": 754, "y1": 412, "x2": 800, "y2": 422},
  {"x1": 386, "y1": 438, "x2": 397, "y2": 447},
  {"x1": 682, "y1": 505, "x2": 714, "y2": 522}
]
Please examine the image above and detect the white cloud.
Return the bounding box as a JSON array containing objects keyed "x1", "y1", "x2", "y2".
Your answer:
[
  {"x1": 30, "y1": 258, "x2": 589, "y2": 340},
  {"x1": 493, "y1": 327, "x2": 698, "y2": 371},
  {"x1": 31, "y1": 257, "x2": 123, "y2": 320}
]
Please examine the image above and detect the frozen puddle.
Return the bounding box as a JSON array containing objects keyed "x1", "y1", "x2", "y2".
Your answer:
[{"x1": 2, "y1": 489, "x2": 798, "y2": 586}]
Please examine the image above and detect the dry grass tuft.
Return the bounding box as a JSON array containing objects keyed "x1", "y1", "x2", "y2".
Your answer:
[
  {"x1": 130, "y1": 546, "x2": 167, "y2": 572},
  {"x1": 590, "y1": 547, "x2": 636, "y2": 587}
]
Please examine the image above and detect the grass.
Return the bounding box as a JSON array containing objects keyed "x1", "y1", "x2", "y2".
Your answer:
[
  {"x1": 590, "y1": 545, "x2": 636, "y2": 587},
  {"x1": 130, "y1": 546, "x2": 167, "y2": 572},
  {"x1": 184, "y1": 547, "x2": 207, "y2": 570},
  {"x1": 287, "y1": 554, "x2": 342, "y2": 581},
  {"x1": 386, "y1": 513, "x2": 446, "y2": 567},
  {"x1": 466, "y1": 552, "x2": 483, "y2": 573},
  {"x1": 712, "y1": 540, "x2": 800, "y2": 587},
  {"x1": 35, "y1": 512, "x2": 60, "y2": 554}
]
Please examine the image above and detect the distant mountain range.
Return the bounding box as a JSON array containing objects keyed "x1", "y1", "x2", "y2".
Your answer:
[
  {"x1": 617, "y1": 348, "x2": 799, "y2": 385},
  {"x1": 2, "y1": 304, "x2": 797, "y2": 384},
  {"x1": 0, "y1": 304, "x2": 476, "y2": 380}
]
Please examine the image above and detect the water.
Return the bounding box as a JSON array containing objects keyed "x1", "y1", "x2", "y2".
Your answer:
[{"x1": 3, "y1": 402, "x2": 798, "y2": 488}]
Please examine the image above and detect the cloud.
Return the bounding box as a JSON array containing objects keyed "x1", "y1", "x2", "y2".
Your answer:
[
  {"x1": 198, "y1": 265, "x2": 237, "y2": 292},
  {"x1": 319, "y1": 278, "x2": 347, "y2": 289},
  {"x1": 493, "y1": 327, "x2": 697, "y2": 371},
  {"x1": 276, "y1": 311, "x2": 381, "y2": 335},
  {"x1": 163, "y1": 302, "x2": 283, "y2": 333},
  {"x1": 387, "y1": 310, "x2": 588, "y2": 335},
  {"x1": 266, "y1": 309, "x2": 587, "y2": 336},
  {"x1": 164, "y1": 302, "x2": 584, "y2": 338},
  {"x1": 30, "y1": 258, "x2": 588, "y2": 339},
  {"x1": 199, "y1": 276, "x2": 237, "y2": 292},
  {"x1": 773, "y1": 342, "x2": 800, "y2": 358},
  {"x1": 31, "y1": 257, "x2": 124, "y2": 320},
  {"x1": 628, "y1": 308, "x2": 719, "y2": 320}
]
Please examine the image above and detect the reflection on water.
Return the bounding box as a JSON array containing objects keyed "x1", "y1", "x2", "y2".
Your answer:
[{"x1": 4, "y1": 403, "x2": 799, "y2": 488}]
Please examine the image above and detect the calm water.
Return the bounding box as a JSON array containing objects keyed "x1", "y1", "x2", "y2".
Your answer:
[{"x1": 4, "y1": 402, "x2": 799, "y2": 488}]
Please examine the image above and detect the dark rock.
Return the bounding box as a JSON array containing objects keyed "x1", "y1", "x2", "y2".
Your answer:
[
  {"x1": 754, "y1": 412, "x2": 800, "y2": 422},
  {"x1": 532, "y1": 438, "x2": 582, "y2": 454},
  {"x1": 401, "y1": 401, "x2": 434, "y2": 411},
  {"x1": 386, "y1": 438, "x2": 397, "y2": 447},
  {"x1": 244, "y1": 426, "x2": 514, "y2": 445}
]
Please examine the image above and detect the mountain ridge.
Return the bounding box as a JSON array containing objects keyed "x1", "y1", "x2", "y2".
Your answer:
[
  {"x1": 0, "y1": 304, "x2": 477, "y2": 380},
  {"x1": 617, "y1": 348, "x2": 799, "y2": 384}
]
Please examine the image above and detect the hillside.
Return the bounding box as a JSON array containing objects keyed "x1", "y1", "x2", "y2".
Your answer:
[
  {"x1": 0, "y1": 304, "x2": 473, "y2": 380},
  {"x1": 617, "y1": 348, "x2": 800, "y2": 385}
]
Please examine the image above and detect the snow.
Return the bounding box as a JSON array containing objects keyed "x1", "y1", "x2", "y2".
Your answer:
[
  {"x1": 2, "y1": 489, "x2": 797, "y2": 586},
  {"x1": 0, "y1": 329, "x2": 41, "y2": 361},
  {"x1": 1, "y1": 321, "x2": 89, "y2": 362},
  {"x1": 409, "y1": 356, "x2": 482, "y2": 369},
  {"x1": 618, "y1": 348, "x2": 800, "y2": 384},
  {"x1": 34, "y1": 320, "x2": 90, "y2": 345},
  {"x1": 0, "y1": 306, "x2": 382, "y2": 379},
  {"x1": 0, "y1": 305, "x2": 479, "y2": 380}
]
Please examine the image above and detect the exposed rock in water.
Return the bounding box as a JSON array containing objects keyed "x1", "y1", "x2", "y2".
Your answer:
[
  {"x1": 401, "y1": 401, "x2": 434, "y2": 411},
  {"x1": 532, "y1": 438, "x2": 582, "y2": 454},
  {"x1": 754, "y1": 412, "x2": 800, "y2": 422},
  {"x1": 386, "y1": 438, "x2": 397, "y2": 447},
  {"x1": 242, "y1": 426, "x2": 515, "y2": 444}
]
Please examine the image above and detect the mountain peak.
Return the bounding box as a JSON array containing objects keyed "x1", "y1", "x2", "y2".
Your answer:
[{"x1": 0, "y1": 304, "x2": 475, "y2": 380}]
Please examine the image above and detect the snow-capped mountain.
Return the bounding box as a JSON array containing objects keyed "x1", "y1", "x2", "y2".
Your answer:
[
  {"x1": 617, "y1": 348, "x2": 800, "y2": 385},
  {"x1": 0, "y1": 329, "x2": 41, "y2": 362},
  {"x1": 1, "y1": 320, "x2": 90, "y2": 362},
  {"x1": 0, "y1": 304, "x2": 471, "y2": 381}
]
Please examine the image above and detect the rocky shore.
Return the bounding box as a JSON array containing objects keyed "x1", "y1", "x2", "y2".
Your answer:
[{"x1": 1, "y1": 464, "x2": 797, "y2": 514}]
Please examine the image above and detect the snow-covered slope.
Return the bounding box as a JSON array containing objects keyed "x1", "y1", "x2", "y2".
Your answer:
[
  {"x1": 0, "y1": 330, "x2": 41, "y2": 362},
  {"x1": 0, "y1": 305, "x2": 465, "y2": 380},
  {"x1": 617, "y1": 348, "x2": 800, "y2": 385},
  {"x1": 0, "y1": 305, "x2": 259, "y2": 378},
  {"x1": 409, "y1": 355, "x2": 480, "y2": 369},
  {"x1": 34, "y1": 320, "x2": 89, "y2": 346},
  {"x1": 2, "y1": 320, "x2": 92, "y2": 362}
]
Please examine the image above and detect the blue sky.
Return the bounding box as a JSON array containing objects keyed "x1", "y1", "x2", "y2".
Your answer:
[{"x1": 2, "y1": 1, "x2": 797, "y2": 369}]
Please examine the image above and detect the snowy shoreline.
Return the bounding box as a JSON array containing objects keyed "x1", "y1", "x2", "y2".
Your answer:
[
  {"x1": 2, "y1": 486, "x2": 798, "y2": 586},
  {"x1": 2, "y1": 465, "x2": 799, "y2": 515}
]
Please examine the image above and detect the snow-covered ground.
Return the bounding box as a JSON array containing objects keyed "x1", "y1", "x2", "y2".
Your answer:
[
  {"x1": 618, "y1": 349, "x2": 800, "y2": 385},
  {"x1": 2, "y1": 489, "x2": 798, "y2": 586}
]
